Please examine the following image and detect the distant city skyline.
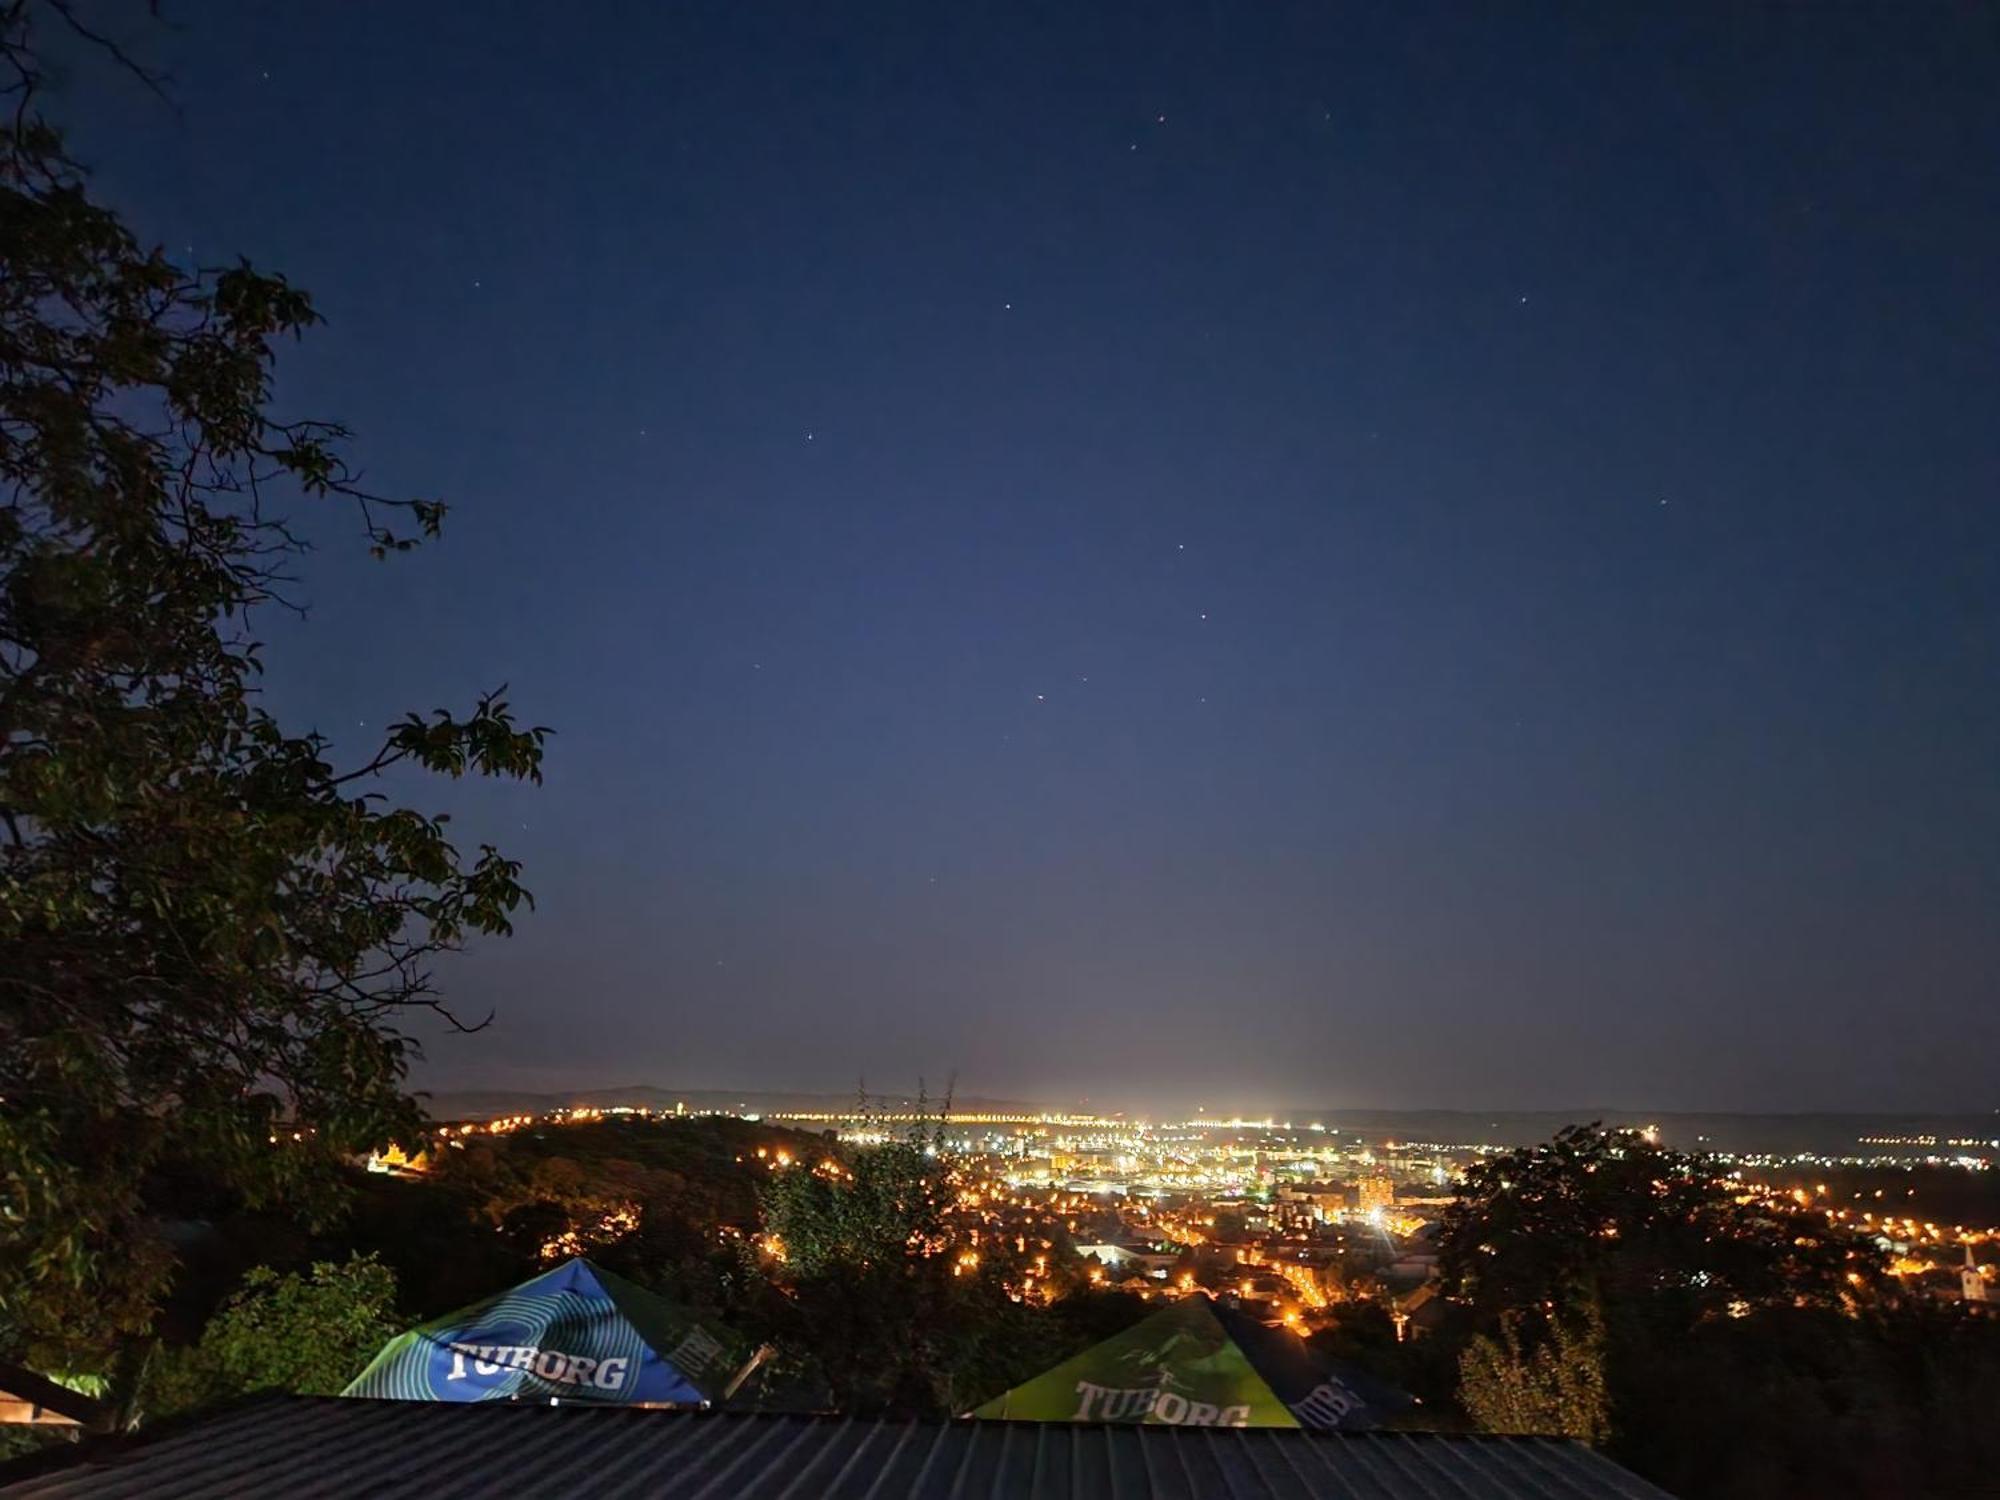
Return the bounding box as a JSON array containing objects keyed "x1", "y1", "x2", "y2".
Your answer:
[
  {"x1": 415, "y1": 1082, "x2": 2000, "y2": 1163},
  {"x1": 414, "y1": 1071, "x2": 2000, "y2": 1128}
]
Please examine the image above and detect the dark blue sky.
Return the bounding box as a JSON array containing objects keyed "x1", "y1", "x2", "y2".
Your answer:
[{"x1": 73, "y1": 2, "x2": 1998, "y2": 1111}]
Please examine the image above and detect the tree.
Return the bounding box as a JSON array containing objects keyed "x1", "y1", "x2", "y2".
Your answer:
[
  {"x1": 745, "y1": 1095, "x2": 1073, "y2": 1415},
  {"x1": 145, "y1": 1254, "x2": 399, "y2": 1419},
  {"x1": 1438, "y1": 1124, "x2": 1878, "y2": 1330},
  {"x1": 1436, "y1": 1125, "x2": 1911, "y2": 1488},
  {"x1": 758, "y1": 1137, "x2": 951, "y2": 1278},
  {"x1": 497, "y1": 1200, "x2": 578, "y2": 1261},
  {"x1": 477, "y1": 1153, "x2": 645, "y2": 1262},
  {"x1": 0, "y1": 4, "x2": 545, "y2": 1374},
  {"x1": 1606, "y1": 1300, "x2": 2000, "y2": 1500},
  {"x1": 1211, "y1": 1207, "x2": 1249, "y2": 1239},
  {"x1": 750, "y1": 1251, "x2": 1062, "y2": 1416},
  {"x1": 1456, "y1": 1295, "x2": 1610, "y2": 1443}
]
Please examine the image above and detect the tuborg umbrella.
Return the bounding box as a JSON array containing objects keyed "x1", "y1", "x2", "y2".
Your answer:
[
  {"x1": 969, "y1": 1294, "x2": 1407, "y2": 1430},
  {"x1": 343, "y1": 1257, "x2": 755, "y2": 1407}
]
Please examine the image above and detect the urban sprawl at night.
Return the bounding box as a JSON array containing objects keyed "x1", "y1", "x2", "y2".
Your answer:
[{"x1": 389, "y1": 1099, "x2": 1999, "y2": 1333}]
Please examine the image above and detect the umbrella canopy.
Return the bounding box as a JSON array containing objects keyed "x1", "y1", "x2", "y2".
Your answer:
[
  {"x1": 1206, "y1": 1302, "x2": 1409, "y2": 1430},
  {"x1": 969, "y1": 1295, "x2": 1406, "y2": 1430},
  {"x1": 343, "y1": 1258, "x2": 749, "y2": 1407}
]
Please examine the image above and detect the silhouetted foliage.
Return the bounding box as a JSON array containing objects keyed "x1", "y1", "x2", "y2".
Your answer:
[
  {"x1": 739, "y1": 1096, "x2": 1111, "y2": 1415},
  {"x1": 1456, "y1": 1294, "x2": 1609, "y2": 1444},
  {"x1": 749, "y1": 1256, "x2": 1063, "y2": 1416},
  {"x1": 424, "y1": 1115, "x2": 816, "y2": 1310},
  {"x1": 758, "y1": 1138, "x2": 951, "y2": 1278},
  {"x1": 1438, "y1": 1124, "x2": 2000, "y2": 1499},
  {"x1": 0, "y1": 3, "x2": 544, "y2": 1376},
  {"x1": 143, "y1": 1254, "x2": 399, "y2": 1420},
  {"x1": 1439, "y1": 1123, "x2": 1880, "y2": 1327},
  {"x1": 332, "y1": 1172, "x2": 532, "y2": 1321},
  {"x1": 1609, "y1": 1300, "x2": 2000, "y2": 1500}
]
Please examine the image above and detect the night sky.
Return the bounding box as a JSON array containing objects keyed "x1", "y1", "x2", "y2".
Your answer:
[{"x1": 72, "y1": 3, "x2": 1998, "y2": 1112}]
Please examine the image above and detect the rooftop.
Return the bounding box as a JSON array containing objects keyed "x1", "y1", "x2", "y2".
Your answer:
[{"x1": 0, "y1": 1395, "x2": 1677, "y2": 1499}]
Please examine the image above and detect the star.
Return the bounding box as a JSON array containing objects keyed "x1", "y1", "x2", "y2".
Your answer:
[
  {"x1": 1199, "y1": 612, "x2": 1207, "y2": 621},
  {"x1": 806, "y1": 432, "x2": 815, "y2": 441},
  {"x1": 1035, "y1": 693, "x2": 1045, "y2": 701}
]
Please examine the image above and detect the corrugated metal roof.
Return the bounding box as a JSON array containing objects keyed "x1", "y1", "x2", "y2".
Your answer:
[{"x1": 0, "y1": 1396, "x2": 1678, "y2": 1500}]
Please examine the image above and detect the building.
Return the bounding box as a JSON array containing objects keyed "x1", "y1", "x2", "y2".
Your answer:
[
  {"x1": 1392, "y1": 1283, "x2": 1450, "y2": 1342},
  {"x1": 1382, "y1": 1251, "x2": 1440, "y2": 1285},
  {"x1": 1076, "y1": 1243, "x2": 1178, "y2": 1279},
  {"x1": 361, "y1": 1141, "x2": 431, "y2": 1175},
  {"x1": 0, "y1": 1395, "x2": 1681, "y2": 1499},
  {"x1": 1965, "y1": 1245, "x2": 1989, "y2": 1304},
  {"x1": 1358, "y1": 1175, "x2": 1397, "y2": 1215},
  {"x1": 1276, "y1": 1184, "x2": 1347, "y2": 1224}
]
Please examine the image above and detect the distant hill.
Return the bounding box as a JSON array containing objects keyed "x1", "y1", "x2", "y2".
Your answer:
[{"x1": 420, "y1": 1083, "x2": 1050, "y2": 1122}]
